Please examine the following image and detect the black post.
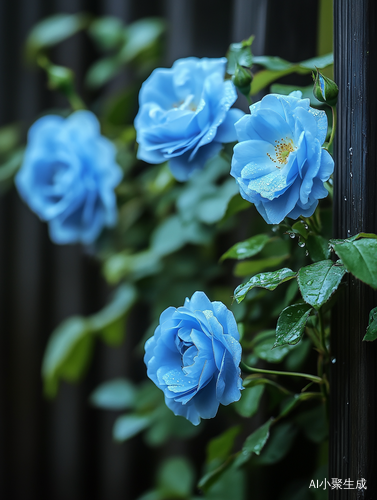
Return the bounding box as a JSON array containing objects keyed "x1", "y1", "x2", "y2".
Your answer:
[{"x1": 331, "y1": 1, "x2": 377, "y2": 498}]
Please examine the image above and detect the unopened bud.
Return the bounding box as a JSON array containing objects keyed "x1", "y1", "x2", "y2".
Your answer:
[
  {"x1": 232, "y1": 64, "x2": 253, "y2": 97},
  {"x1": 313, "y1": 69, "x2": 338, "y2": 106},
  {"x1": 46, "y1": 65, "x2": 75, "y2": 93}
]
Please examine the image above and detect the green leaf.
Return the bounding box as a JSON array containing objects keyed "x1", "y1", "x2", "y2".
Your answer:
[
  {"x1": 207, "y1": 426, "x2": 241, "y2": 465},
  {"x1": 152, "y1": 215, "x2": 210, "y2": 256},
  {"x1": 295, "y1": 404, "x2": 328, "y2": 443},
  {"x1": 234, "y1": 268, "x2": 296, "y2": 303},
  {"x1": 144, "y1": 405, "x2": 199, "y2": 446},
  {"x1": 42, "y1": 284, "x2": 137, "y2": 397},
  {"x1": 330, "y1": 236, "x2": 377, "y2": 289},
  {"x1": 103, "y1": 250, "x2": 162, "y2": 284},
  {"x1": 89, "y1": 378, "x2": 137, "y2": 410},
  {"x1": 284, "y1": 338, "x2": 312, "y2": 372},
  {"x1": 234, "y1": 385, "x2": 264, "y2": 418},
  {"x1": 42, "y1": 316, "x2": 91, "y2": 397},
  {"x1": 26, "y1": 13, "x2": 91, "y2": 60},
  {"x1": 198, "y1": 457, "x2": 235, "y2": 492},
  {"x1": 220, "y1": 234, "x2": 270, "y2": 262},
  {"x1": 257, "y1": 422, "x2": 298, "y2": 464},
  {"x1": 59, "y1": 335, "x2": 93, "y2": 382},
  {"x1": 177, "y1": 153, "x2": 235, "y2": 225},
  {"x1": 291, "y1": 221, "x2": 309, "y2": 239},
  {"x1": 226, "y1": 36, "x2": 254, "y2": 74},
  {"x1": 252, "y1": 330, "x2": 298, "y2": 363},
  {"x1": 88, "y1": 16, "x2": 125, "y2": 51},
  {"x1": 121, "y1": 18, "x2": 165, "y2": 63},
  {"x1": 85, "y1": 56, "x2": 123, "y2": 89},
  {"x1": 250, "y1": 52, "x2": 333, "y2": 95},
  {"x1": 236, "y1": 418, "x2": 274, "y2": 466},
  {"x1": 251, "y1": 68, "x2": 294, "y2": 95},
  {"x1": 0, "y1": 124, "x2": 21, "y2": 155},
  {"x1": 363, "y1": 306, "x2": 377, "y2": 341},
  {"x1": 89, "y1": 283, "x2": 137, "y2": 345},
  {"x1": 221, "y1": 194, "x2": 250, "y2": 221},
  {"x1": 196, "y1": 179, "x2": 239, "y2": 224},
  {"x1": 234, "y1": 255, "x2": 288, "y2": 277},
  {"x1": 158, "y1": 457, "x2": 195, "y2": 499},
  {"x1": 299, "y1": 53, "x2": 334, "y2": 70},
  {"x1": 279, "y1": 392, "x2": 320, "y2": 418},
  {"x1": 151, "y1": 215, "x2": 188, "y2": 256},
  {"x1": 306, "y1": 234, "x2": 331, "y2": 262},
  {"x1": 101, "y1": 86, "x2": 138, "y2": 127},
  {"x1": 0, "y1": 149, "x2": 24, "y2": 194},
  {"x1": 204, "y1": 466, "x2": 245, "y2": 500},
  {"x1": 253, "y1": 55, "x2": 292, "y2": 71},
  {"x1": 297, "y1": 260, "x2": 346, "y2": 309},
  {"x1": 135, "y1": 381, "x2": 162, "y2": 412},
  {"x1": 274, "y1": 303, "x2": 312, "y2": 347},
  {"x1": 136, "y1": 491, "x2": 160, "y2": 500},
  {"x1": 86, "y1": 17, "x2": 165, "y2": 88},
  {"x1": 113, "y1": 413, "x2": 152, "y2": 442}
]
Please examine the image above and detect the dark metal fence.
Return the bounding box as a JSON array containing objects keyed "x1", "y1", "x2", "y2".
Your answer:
[
  {"x1": 331, "y1": 1, "x2": 377, "y2": 499},
  {"x1": 0, "y1": 1, "x2": 319, "y2": 499}
]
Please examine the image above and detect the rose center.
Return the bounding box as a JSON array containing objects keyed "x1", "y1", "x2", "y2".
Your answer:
[
  {"x1": 267, "y1": 137, "x2": 296, "y2": 169},
  {"x1": 172, "y1": 94, "x2": 197, "y2": 112}
]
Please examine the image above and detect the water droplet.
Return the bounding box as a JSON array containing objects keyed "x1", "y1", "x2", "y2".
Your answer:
[
  {"x1": 304, "y1": 224, "x2": 309, "y2": 230},
  {"x1": 289, "y1": 233, "x2": 295, "y2": 239},
  {"x1": 350, "y1": 172, "x2": 353, "y2": 178},
  {"x1": 307, "y1": 280, "x2": 314, "y2": 286},
  {"x1": 347, "y1": 229, "x2": 351, "y2": 234},
  {"x1": 332, "y1": 358, "x2": 336, "y2": 364},
  {"x1": 298, "y1": 241, "x2": 305, "y2": 248},
  {"x1": 349, "y1": 147, "x2": 353, "y2": 155},
  {"x1": 305, "y1": 250, "x2": 309, "y2": 256},
  {"x1": 344, "y1": 197, "x2": 347, "y2": 201},
  {"x1": 272, "y1": 225, "x2": 279, "y2": 232}
]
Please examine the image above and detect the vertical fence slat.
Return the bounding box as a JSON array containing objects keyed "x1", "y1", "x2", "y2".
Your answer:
[{"x1": 331, "y1": 1, "x2": 377, "y2": 498}]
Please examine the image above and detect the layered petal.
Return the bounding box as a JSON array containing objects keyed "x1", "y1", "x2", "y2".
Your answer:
[
  {"x1": 135, "y1": 57, "x2": 244, "y2": 181},
  {"x1": 231, "y1": 91, "x2": 334, "y2": 223},
  {"x1": 15, "y1": 111, "x2": 122, "y2": 245},
  {"x1": 144, "y1": 291, "x2": 243, "y2": 425}
]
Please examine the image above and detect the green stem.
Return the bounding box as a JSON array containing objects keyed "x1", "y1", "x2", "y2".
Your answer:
[
  {"x1": 316, "y1": 308, "x2": 330, "y2": 420},
  {"x1": 240, "y1": 361, "x2": 322, "y2": 384},
  {"x1": 243, "y1": 375, "x2": 292, "y2": 395},
  {"x1": 326, "y1": 105, "x2": 337, "y2": 150},
  {"x1": 66, "y1": 91, "x2": 86, "y2": 111},
  {"x1": 318, "y1": 309, "x2": 329, "y2": 356},
  {"x1": 305, "y1": 326, "x2": 322, "y2": 351},
  {"x1": 246, "y1": 95, "x2": 253, "y2": 106}
]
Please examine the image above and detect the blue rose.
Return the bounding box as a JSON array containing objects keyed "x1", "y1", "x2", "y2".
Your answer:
[
  {"x1": 135, "y1": 57, "x2": 244, "y2": 181},
  {"x1": 16, "y1": 111, "x2": 122, "y2": 245},
  {"x1": 144, "y1": 291, "x2": 243, "y2": 425},
  {"x1": 230, "y1": 91, "x2": 334, "y2": 224}
]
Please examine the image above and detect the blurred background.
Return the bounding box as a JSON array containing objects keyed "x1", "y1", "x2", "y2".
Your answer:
[{"x1": 0, "y1": 1, "x2": 330, "y2": 499}]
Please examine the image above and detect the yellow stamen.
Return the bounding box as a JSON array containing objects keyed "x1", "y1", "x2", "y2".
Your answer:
[{"x1": 267, "y1": 137, "x2": 295, "y2": 169}]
